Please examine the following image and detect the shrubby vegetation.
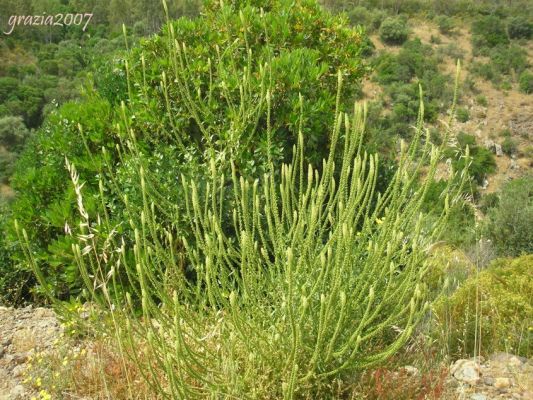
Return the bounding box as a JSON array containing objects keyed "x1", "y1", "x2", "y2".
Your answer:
[
  {"x1": 435, "y1": 255, "x2": 533, "y2": 358},
  {"x1": 519, "y1": 71, "x2": 533, "y2": 94},
  {"x1": 379, "y1": 16, "x2": 409, "y2": 45},
  {"x1": 22, "y1": 62, "x2": 468, "y2": 399},
  {"x1": 507, "y1": 15, "x2": 533, "y2": 39},
  {"x1": 0, "y1": 116, "x2": 30, "y2": 184},
  {"x1": 0, "y1": 0, "x2": 202, "y2": 186},
  {"x1": 446, "y1": 132, "x2": 496, "y2": 186},
  {"x1": 484, "y1": 176, "x2": 533, "y2": 257},
  {"x1": 0, "y1": 0, "x2": 531, "y2": 396},
  {"x1": 1, "y1": 0, "x2": 370, "y2": 303}
]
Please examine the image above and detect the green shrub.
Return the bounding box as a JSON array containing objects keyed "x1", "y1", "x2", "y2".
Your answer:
[
  {"x1": 446, "y1": 133, "x2": 496, "y2": 185},
  {"x1": 456, "y1": 107, "x2": 469, "y2": 122},
  {"x1": 429, "y1": 128, "x2": 442, "y2": 145},
  {"x1": 373, "y1": 38, "x2": 449, "y2": 130},
  {"x1": 22, "y1": 80, "x2": 467, "y2": 398},
  {"x1": 507, "y1": 16, "x2": 533, "y2": 39},
  {"x1": 436, "y1": 15, "x2": 454, "y2": 35},
  {"x1": 499, "y1": 128, "x2": 511, "y2": 138},
  {"x1": 379, "y1": 16, "x2": 410, "y2": 45},
  {"x1": 471, "y1": 15, "x2": 509, "y2": 51},
  {"x1": 4, "y1": 0, "x2": 371, "y2": 303},
  {"x1": 437, "y1": 43, "x2": 465, "y2": 60},
  {"x1": 0, "y1": 115, "x2": 30, "y2": 153},
  {"x1": 476, "y1": 95, "x2": 488, "y2": 107},
  {"x1": 484, "y1": 176, "x2": 533, "y2": 257},
  {"x1": 346, "y1": 6, "x2": 385, "y2": 33},
  {"x1": 479, "y1": 192, "x2": 499, "y2": 214},
  {"x1": 0, "y1": 149, "x2": 17, "y2": 184},
  {"x1": 3, "y1": 98, "x2": 113, "y2": 303},
  {"x1": 434, "y1": 255, "x2": 533, "y2": 358},
  {"x1": 501, "y1": 137, "x2": 517, "y2": 156},
  {"x1": 491, "y1": 44, "x2": 528, "y2": 76},
  {"x1": 470, "y1": 61, "x2": 500, "y2": 84},
  {"x1": 430, "y1": 34, "x2": 441, "y2": 44},
  {"x1": 519, "y1": 71, "x2": 533, "y2": 94}
]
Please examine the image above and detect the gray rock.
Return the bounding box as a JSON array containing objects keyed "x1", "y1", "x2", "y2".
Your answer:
[
  {"x1": 470, "y1": 394, "x2": 487, "y2": 400},
  {"x1": 9, "y1": 385, "x2": 25, "y2": 399},
  {"x1": 451, "y1": 359, "x2": 481, "y2": 385},
  {"x1": 495, "y1": 143, "x2": 503, "y2": 157},
  {"x1": 483, "y1": 376, "x2": 495, "y2": 386},
  {"x1": 401, "y1": 365, "x2": 419, "y2": 376},
  {"x1": 494, "y1": 377, "x2": 512, "y2": 389},
  {"x1": 11, "y1": 365, "x2": 24, "y2": 378}
]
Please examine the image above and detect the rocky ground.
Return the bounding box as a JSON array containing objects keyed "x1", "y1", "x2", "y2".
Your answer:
[
  {"x1": 0, "y1": 306, "x2": 62, "y2": 400},
  {"x1": 0, "y1": 306, "x2": 532, "y2": 399},
  {"x1": 447, "y1": 354, "x2": 533, "y2": 399}
]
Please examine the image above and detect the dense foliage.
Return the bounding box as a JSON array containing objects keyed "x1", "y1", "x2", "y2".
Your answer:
[
  {"x1": 22, "y1": 75, "x2": 467, "y2": 397},
  {"x1": 1, "y1": 0, "x2": 371, "y2": 303},
  {"x1": 379, "y1": 16, "x2": 409, "y2": 45},
  {"x1": 484, "y1": 176, "x2": 533, "y2": 257},
  {"x1": 435, "y1": 255, "x2": 533, "y2": 358}
]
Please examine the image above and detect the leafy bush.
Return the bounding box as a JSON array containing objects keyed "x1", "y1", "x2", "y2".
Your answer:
[
  {"x1": 0, "y1": 116, "x2": 30, "y2": 183},
  {"x1": 479, "y1": 192, "x2": 499, "y2": 214},
  {"x1": 456, "y1": 107, "x2": 469, "y2": 122},
  {"x1": 490, "y1": 44, "x2": 528, "y2": 76},
  {"x1": 476, "y1": 95, "x2": 488, "y2": 107},
  {"x1": 2, "y1": 99, "x2": 113, "y2": 303},
  {"x1": 434, "y1": 255, "x2": 533, "y2": 358},
  {"x1": 436, "y1": 15, "x2": 454, "y2": 35},
  {"x1": 501, "y1": 137, "x2": 517, "y2": 156},
  {"x1": 437, "y1": 43, "x2": 465, "y2": 61},
  {"x1": 4, "y1": 0, "x2": 371, "y2": 303},
  {"x1": 379, "y1": 16, "x2": 410, "y2": 45},
  {"x1": 484, "y1": 176, "x2": 533, "y2": 257},
  {"x1": 470, "y1": 62, "x2": 500, "y2": 85},
  {"x1": 0, "y1": 149, "x2": 17, "y2": 184},
  {"x1": 446, "y1": 133, "x2": 496, "y2": 185},
  {"x1": 372, "y1": 38, "x2": 450, "y2": 132},
  {"x1": 519, "y1": 71, "x2": 533, "y2": 94},
  {"x1": 346, "y1": 6, "x2": 386, "y2": 32},
  {"x1": 471, "y1": 15, "x2": 509, "y2": 51},
  {"x1": 507, "y1": 16, "x2": 533, "y2": 39},
  {"x1": 421, "y1": 180, "x2": 477, "y2": 248},
  {"x1": 0, "y1": 115, "x2": 30, "y2": 153},
  {"x1": 22, "y1": 80, "x2": 467, "y2": 397}
]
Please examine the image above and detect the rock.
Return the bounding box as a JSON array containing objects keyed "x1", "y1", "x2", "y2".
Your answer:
[
  {"x1": 11, "y1": 329, "x2": 35, "y2": 353},
  {"x1": 0, "y1": 306, "x2": 63, "y2": 398},
  {"x1": 9, "y1": 384, "x2": 25, "y2": 399},
  {"x1": 11, "y1": 365, "x2": 24, "y2": 378},
  {"x1": 485, "y1": 139, "x2": 495, "y2": 151},
  {"x1": 471, "y1": 394, "x2": 487, "y2": 400},
  {"x1": 401, "y1": 365, "x2": 419, "y2": 376},
  {"x1": 483, "y1": 376, "x2": 495, "y2": 386},
  {"x1": 495, "y1": 143, "x2": 503, "y2": 156},
  {"x1": 508, "y1": 356, "x2": 524, "y2": 368},
  {"x1": 494, "y1": 377, "x2": 512, "y2": 389},
  {"x1": 11, "y1": 353, "x2": 28, "y2": 365},
  {"x1": 451, "y1": 359, "x2": 481, "y2": 385}
]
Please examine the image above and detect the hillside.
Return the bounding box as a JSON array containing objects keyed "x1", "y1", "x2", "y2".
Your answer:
[
  {"x1": 362, "y1": 18, "x2": 533, "y2": 194},
  {"x1": 0, "y1": 0, "x2": 532, "y2": 399}
]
